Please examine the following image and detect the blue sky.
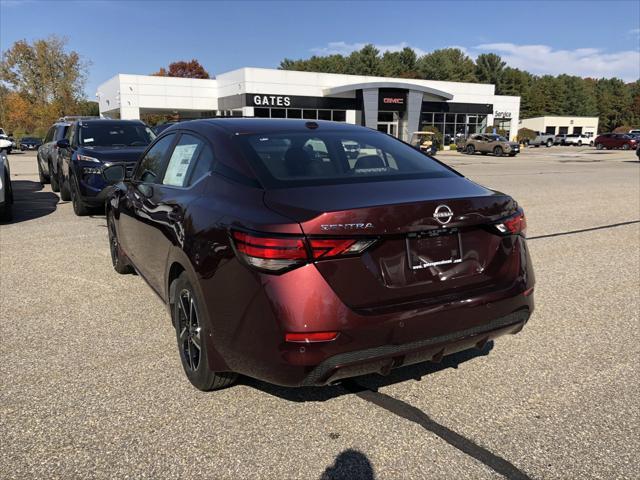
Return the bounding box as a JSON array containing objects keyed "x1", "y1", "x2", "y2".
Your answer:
[{"x1": 1, "y1": 0, "x2": 639, "y2": 99}]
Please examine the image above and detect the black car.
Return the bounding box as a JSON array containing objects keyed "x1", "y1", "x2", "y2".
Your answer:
[
  {"x1": 20, "y1": 137, "x2": 43, "y2": 151},
  {"x1": 37, "y1": 121, "x2": 71, "y2": 189},
  {"x1": 57, "y1": 119, "x2": 155, "y2": 215}
]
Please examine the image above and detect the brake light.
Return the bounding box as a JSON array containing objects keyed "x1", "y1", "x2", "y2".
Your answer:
[
  {"x1": 231, "y1": 231, "x2": 377, "y2": 273},
  {"x1": 495, "y1": 209, "x2": 527, "y2": 236},
  {"x1": 285, "y1": 331, "x2": 338, "y2": 343},
  {"x1": 308, "y1": 238, "x2": 377, "y2": 259},
  {"x1": 232, "y1": 232, "x2": 307, "y2": 272}
]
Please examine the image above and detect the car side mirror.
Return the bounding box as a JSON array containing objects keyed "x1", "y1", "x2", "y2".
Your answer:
[
  {"x1": 103, "y1": 164, "x2": 126, "y2": 185},
  {"x1": 56, "y1": 138, "x2": 70, "y2": 149}
]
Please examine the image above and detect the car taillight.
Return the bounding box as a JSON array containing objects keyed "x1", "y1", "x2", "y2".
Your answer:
[
  {"x1": 232, "y1": 232, "x2": 307, "y2": 272},
  {"x1": 308, "y1": 238, "x2": 377, "y2": 259},
  {"x1": 231, "y1": 231, "x2": 377, "y2": 273},
  {"x1": 494, "y1": 209, "x2": 527, "y2": 236}
]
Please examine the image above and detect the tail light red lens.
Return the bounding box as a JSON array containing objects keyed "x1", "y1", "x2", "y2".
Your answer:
[
  {"x1": 309, "y1": 238, "x2": 377, "y2": 259},
  {"x1": 495, "y1": 209, "x2": 527, "y2": 236},
  {"x1": 231, "y1": 231, "x2": 377, "y2": 273},
  {"x1": 285, "y1": 331, "x2": 338, "y2": 343}
]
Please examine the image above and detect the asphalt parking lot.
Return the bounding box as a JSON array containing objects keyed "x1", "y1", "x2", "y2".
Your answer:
[{"x1": 1, "y1": 147, "x2": 638, "y2": 479}]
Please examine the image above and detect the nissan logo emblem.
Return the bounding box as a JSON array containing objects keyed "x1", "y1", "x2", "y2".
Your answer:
[{"x1": 433, "y1": 205, "x2": 453, "y2": 225}]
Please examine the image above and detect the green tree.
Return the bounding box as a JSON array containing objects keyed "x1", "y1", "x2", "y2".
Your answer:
[
  {"x1": 0, "y1": 36, "x2": 89, "y2": 135},
  {"x1": 0, "y1": 35, "x2": 87, "y2": 106},
  {"x1": 380, "y1": 47, "x2": 418, "y2": 78},
  {"x1": 416, "y1": 48, "x2": 476, "y2": 82},
  {"x1": 345, "y1": 44, "x2": 383, "y2": 76},
  {"x1": 475, "y1": 53, "x2": 506, "y2": 87}
]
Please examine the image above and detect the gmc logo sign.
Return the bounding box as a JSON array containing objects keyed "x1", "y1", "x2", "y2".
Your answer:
[{"x1": 383, "y1": 97, "x2": 404, "y2": 104}]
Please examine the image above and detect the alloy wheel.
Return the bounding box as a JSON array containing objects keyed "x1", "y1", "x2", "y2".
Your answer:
[{"x1": 177, "y1": 289, "x2": 202, "y2": 372}]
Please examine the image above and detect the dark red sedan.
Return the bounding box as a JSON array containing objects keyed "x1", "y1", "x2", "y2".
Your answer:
[
  {"x1": 595, "y1": 133, "x2": 638, "y2": 150},
  {"x1": 103, "y1": 119, "x2": 535, "y2": 390}
]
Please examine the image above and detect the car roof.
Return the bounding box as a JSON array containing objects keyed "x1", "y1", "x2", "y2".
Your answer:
[
  {"x1": 76, "y1": 119, "x2": 145, "y2": 125},
  {"x1": 164, "y1": 118, "x2": 367, "y2": 136}
]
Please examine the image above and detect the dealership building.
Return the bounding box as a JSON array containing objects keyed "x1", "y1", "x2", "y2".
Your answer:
[
  {"x1": 97, "y1": 67, "x2": 521, "y2": 141},
  {"x1": 519, "y1": 116, "x2": 600, "y2": 136}
]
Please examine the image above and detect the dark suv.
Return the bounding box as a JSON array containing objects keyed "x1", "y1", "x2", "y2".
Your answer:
[
  {"x1": 37, "y1": 120, "x2": 70, "y2": 189},
  {"x1": 103, "y1": 119, "x2": 535, "y2": 391},
  {"x1": 57, "y1": 119, "x2": 155, "y2": 215}
]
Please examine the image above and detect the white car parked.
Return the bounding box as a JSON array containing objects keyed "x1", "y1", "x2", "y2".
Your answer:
[{"x1": 563, "y1": 133, "x2": 594, "y2": 147}]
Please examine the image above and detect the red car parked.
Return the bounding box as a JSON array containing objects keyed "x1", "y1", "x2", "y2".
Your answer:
[
  {"x1": 594, "y1": 133, "x2": 638, "y2": 150},
  {"x1": 103, "y1": 119, "x2": 535, "y2": 390}
]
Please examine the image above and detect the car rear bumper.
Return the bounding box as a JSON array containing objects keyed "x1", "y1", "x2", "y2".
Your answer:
[{"x1": 202, "y1": 242, "x2": 535, "y2": 386}]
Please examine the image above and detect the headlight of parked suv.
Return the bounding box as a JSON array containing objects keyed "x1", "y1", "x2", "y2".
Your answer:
[{"x1": 77, "y1": 154, "x2": 101, "y2": 163}]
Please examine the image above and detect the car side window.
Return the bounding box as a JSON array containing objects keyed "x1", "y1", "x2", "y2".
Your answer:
[
  {"x1": 134, "y1": 134, "x2": 175, "y2": 184},
  {"x1": 162, "y1": 134, "x2": 213, "y2": 187}
]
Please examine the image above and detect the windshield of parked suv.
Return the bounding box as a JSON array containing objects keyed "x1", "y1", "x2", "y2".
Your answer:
[
  {"x1": 78, "y1": 123, "x2": 155, "y2": 147},
  {"x1": 236, "y1": 129, "x2": 457, "y2": 187}
]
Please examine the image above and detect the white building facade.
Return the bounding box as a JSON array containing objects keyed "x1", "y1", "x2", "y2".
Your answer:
[
  {"x1": 519, "y1": 116, "x2": 599, "y2": 136},
  {"x1": 97, "y1": 68, "x2": 521, "y2": 141}
]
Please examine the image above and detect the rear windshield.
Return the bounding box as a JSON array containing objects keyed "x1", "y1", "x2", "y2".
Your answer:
[
  {"x1": 79, "y1": 123, "x2": 155, "y2": 147},
  {"x1": 235, "y1": 130, "x2": 457, "y2": 188}
]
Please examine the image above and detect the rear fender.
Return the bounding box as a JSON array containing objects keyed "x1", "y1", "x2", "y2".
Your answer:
[{"x1": 165, "y1": 246, "x2": 231, "y2": 373}]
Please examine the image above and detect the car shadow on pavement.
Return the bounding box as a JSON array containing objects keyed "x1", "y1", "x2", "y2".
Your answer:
[
  {"x1": 241, "y1": 342, "x2": 494, "y2": 403},
  {"x1": 320, "y1": 449, "x2": 375, "y2": 480},
  {"x1": 0, "y1": 180, "x2": 58, "y2": 225}
]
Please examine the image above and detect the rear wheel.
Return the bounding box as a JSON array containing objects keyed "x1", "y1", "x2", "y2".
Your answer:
[
  {"x1": 577, "y1": 141, "x2": 583, "y2": 147},
  {"x1": 50, "y1": 163, "x2": 60, "y2": 192},
  {"x1": 38, "y1": 162, "x2": 47, "y2": 185},
  {"x1": 107, "y1": 210, "x2": 133, "y2": 274},
  {"x1": 546, "y1": 139, "x2": 553, "y2": 147},
  {"x1": 70, "y1": 173, "x2": 90, "y2": 216},
  {"x1": 493, "y1": 146, "x2": 503, "y2": 157},
  {"x1": 466, "y1": 144, "x2": 475, "y2": 155},
  {"x1": 596, "y1": 143, "x2": 604, "y2": 150},
  {"x1": 172, "y1": 272, "x2": 237, "y2": 391},
  {"x1": 59, "y1": 169, "x2": 71, "y2": 201}
]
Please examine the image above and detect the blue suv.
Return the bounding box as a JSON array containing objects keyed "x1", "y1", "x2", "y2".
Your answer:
[{"x1": 57, "y1": 119, "x2": 155, "y2": 215}]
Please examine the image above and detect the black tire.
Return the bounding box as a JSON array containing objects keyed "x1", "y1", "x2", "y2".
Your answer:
[
  {"x1": 59, "y1": 169, "x2": 71, "y2": 201},
  {"x1": 523, "y1": 139, "x2": 529, "y2": 147},
  {"x1": 50, "y1": 163, "x2": 60, "y2": 192},
  {"x1": 70, "y1": 173, "x2": 90, "y2": 216},
  {"x1": 577, "y1": 141, "x2": 583, "y2": 147},
  {"x1": 171, "y1": 272, "x2": 237, "y2": 391},
  {"x1": 107, "y1": 210, "x2": 134, "y2": 274},
  {"x1": 596, "y1": 143, "x2": 604, "y2": 150},
  {"x1": 0, "y1": 172, "x2": 13, "y2": 222},
  {"x1": 546, "y1": 139, "x2": 553, "y2": 147},
  {"x1": 622, "y1": 143, "x2": 630, "y2": 150},
  {"x1": 493, "y1": 146, "x2": 503, "y2": 157},
  {"x1": 466, "y1": 144, "x2": 475, "y2": 155},
  {"x1": 38, "y1": 161, "x2": 47, "y2": 185}
]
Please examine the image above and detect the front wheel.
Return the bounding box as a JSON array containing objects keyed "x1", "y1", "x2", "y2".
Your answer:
[
  {"x1": 0, "y1": 172, "x2": 13, "y2": 221},
  {"x1": 622, "y1": 143, "x2": 630, "y2": 150},
  {"x1": 546, "y1": 139, "x2": 553, "y2": 147},
  {"x1": 493, "y1": 146, "x2": 504, "y2": 157},
  {"x1": 172, "y1": 272, "x2": 238, "y2": 391},
  {"x1": 596, "y1": 143, "x2": 604, "y2": 150},
  {"x1": 70, "y1": 173, "x2": 90, "y2": 216},
  {"x1": 577, "y1": 141, "x2": 583, "y2": 147},
  {"x1": 107, "y1": 210, "x2": 133, "y2": 274},
  {"x1": 466, "y1": 145, "x2": 475, "y2": 155}
]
